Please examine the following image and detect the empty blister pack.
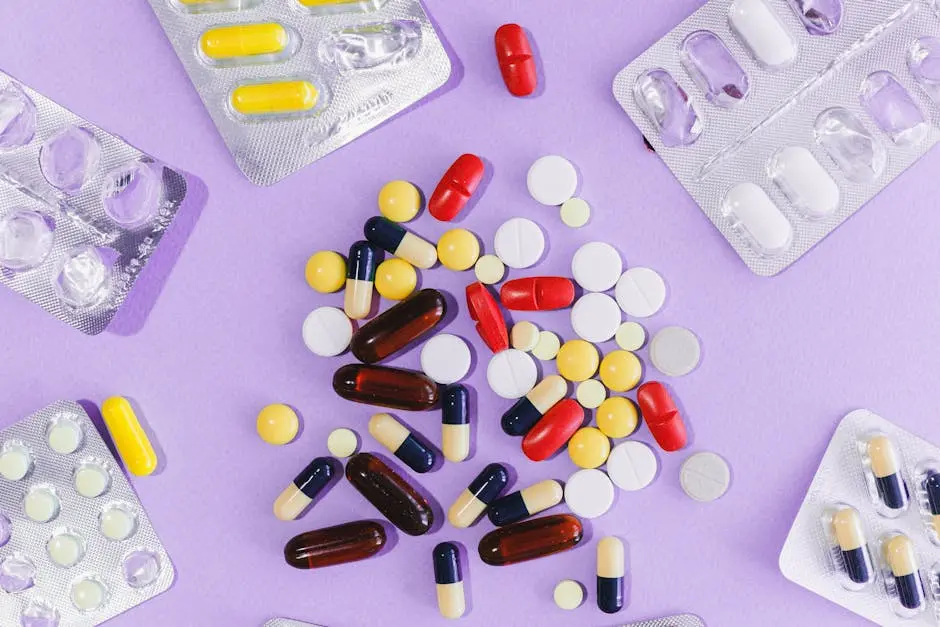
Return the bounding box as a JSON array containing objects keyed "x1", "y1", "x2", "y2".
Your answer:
[
  {"x1": 0, "y1": 69, "x2": 191, "y2": 334},
  {"x1": 264, "y1": 619, "x2": 325, "y2": 627},
  {"x1": 147, "y1": 0, "x2": 452, "y2": 186},
  {"x1": 780, "y1": 409, "x2": 940, "y2": 625},
  {"x1": 613, "y1": 0, "x2": 940, "y2": 276},
  {"x1": 0, "y1": 401, "x2": 174, "y2": 626},
  {"x1": 621, "y1": 614, "x2": 706, "y2": 627}
]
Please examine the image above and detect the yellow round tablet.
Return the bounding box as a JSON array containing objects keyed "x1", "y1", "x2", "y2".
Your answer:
[
  {"x1": 511, "y1": 321, "x2": 540, "y2": 352},
  {"x1": 599, "y1": 350, "x2": 643, "y2": 392},
  {"x1": 305, "y1": 251, "x2": 345, "y2": 293},
  {"x1": 374, "y1": 258, "x2": 417, "y2": 300},
  {"x1": 575, "y1": 379, "x2": 606, "y2": 409},
  {"x1": 327, "y1": 428, "x2": 359, "y2": 458},
  {"x1": 560, "y1": 197, "x2": 591, "y2": 228},
  {"x1": 615, "y1": 321, "x2": 647, "y2": 351},
  {"x1": 553, "y1": 579, "x2": 584, "y2": 610},
  {"x1": 474, "y1": 254, "x2": 505, "y2": 284},
  {"x1": 568, "y1": 427, "x2": 611, "y2": 469},
  {"x1": 532, "y1": 331, "x2": 561, "y2": 361},
  {"x1": 437, "y1": 229, "x2": 480, "y2": 271},
  {"x1": 256, "y1": 404, "x2": 299, "y2": 446},
  {"x1": 378, "y1": 180, "x2": 421, "y2": 222},
  {"x1": 556, "y1": 340, "x2": 599, "y2": 382},
  {"x1": 596, "y1": 396, "x2": 638, "y2": 439}
]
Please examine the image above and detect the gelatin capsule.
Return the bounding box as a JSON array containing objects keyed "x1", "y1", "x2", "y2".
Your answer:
[
  {"x1": 273, "y1": 457, "x2": 336, "y2": 521},
  {"x1": 466, "y1": 282, "x2": 509, "y2": 353},
  {"x1": 729, "y1": 0, "x2": 797, "y2": 69},
  {"x1": 721, "y1": 182, "x2": 793, "y2": 257},
  {"x1": 448, "y1": 463, "x2": 509, "y2": 528},
  {"x1": 350, "y1": 289, "x2": 446, "y2": 363},
  {"x1": 500, "y1": 277, "x2": 575, "y2": 311},
  {"x1": 101, "y1": 397, "x2": 157, "y2": 477},
  {"x1": 319, "y1": 20, "x2": 422, "y2": 72},
  {"x1": 597, "y1": 536, "x2": 625, "y2": 614},
  {"x1": 364, "y1": 216, "x2": 437, "y2": 269},
  {"x1": 637, "y1": 382, "x2": 687, "y2": 452},
  {"x1": 230, "y1": 80, "x2": 321, "y2": 117},
  {"x1": 433, "y1": 542, "x2": 466, "y2": 619},
  {"x1": 924, "y1": 468, "x2": 940, "y2": 540},
  {"x1": 284, "y1": 520, "x2": 385, "y2": 569},
  {"x1": 634, "y1": 69, "x2": 702, "y2": 147},
  {"x1": 346, "y1": 453, "x2": 433, "y2": 536},
  {"x1": 768, "y1": 146, "x2": 840, "y2": 219},
  {"x1": 501, "y1": 375, "x2": 567, "y2": 436},
  {"x1": 487, "y1": 479, "x2": 563, "y2": 527},
  {"x1": 882, "y1": 533, "x2": 926, "y2": 614},
  {"x1": 333, "y1": 364, "x2": 439, "y2": 411},
  {"x1": 199, "y1": 23, "x2": 297, "y2": 64},
  {"x1": 522, "y1": 399, "x2": 584, "y2": 462},
  {"x1": 867, "y1": 435, "x2": 909, "y2": 514},
  {"x1": 680, "y1": 31, "x2": 749, "y2": 108},
  {"x1": 344, "y1": 241, "x2": 381, "y2": 320},
  {"x1": 441, "y1": 385, "x2": 470, "y2": 463},
  {"x1": 827, "y1": 505, "x2": 874, "y2": 588},
  {"x1": 369, "y1": 413, "x2": 435, "y2": 474},
  {"x1": 429, "y1": 154, "x2": 485, "y2": 222},
  {"x1": 479, "y1": 514, "x2": 583, "y2": 566}
]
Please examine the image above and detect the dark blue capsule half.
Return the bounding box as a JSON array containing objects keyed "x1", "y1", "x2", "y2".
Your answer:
[
  {"x1": 294, "y1": 457, "x2": 337, "y2": 498},
  {"x1": 597, "y1": 576, "x2": 624, "y2": 614},
  {"x1": 876, "y1": 474, "x2": 907, "y2": 510},
  {"x1": 896, "y1": 572, "x2": 925, "y2": 610},
  {"x1": 467, "y1": 463, "x2": 509, "y2": 505},
  {"x1": 433, "y1": 542, "x2": 462, "y2": 584},
  {"x1": 486, "y1": 490, "x2": 528, "y2": 527},
  {"x1": 347, "y1": 240, "x2": 380, "y2": 281},
  {"x1": 443, "y1": 385, "x2": 470, "y2": 425},
  {"x1": 364, "y1": 216, "x2": 407, "y2": 255},
  {"x1": 501, "y1": 397, "x2": 540, "y2": 436},
  {"x1": 841, "y1": 546, "x2": 871, "y2": 585},
  {"x1": 396, "y1": 434, "x2": 436, "y2": 474},
  {"x1": 924, "y1": 469, "x2": 940, "y2": 515}
]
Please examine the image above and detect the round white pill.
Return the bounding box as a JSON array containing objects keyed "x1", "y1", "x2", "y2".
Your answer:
[
  {"x1": 575, "y1": 380, "x2": 606, "y2": 409},
  {"x1": 511, "y1": 321, "x2": 540, "y2": 352},
  {"x1": 327, "y1": 428, "x2": 359, "y2": 458},
  {"x1": 680, "y1": 452, "x2": 731, "y2": 502},
  {"x1": 0, "y1": 444, "x2": 31, "y2": 481},
  {"x1": 527, "y1": 155, "x2": 578, "y2": 206},
  {"x1": 493, "y1": 217, "x2": 545, "y2": 269},
  {"x1": 70, "y1": 577, "x2": 107, "y2": 611},
  {"x1": 99, "y1": 505, "x2": 136, "y2": 541},
  {"x1": 486, "y1": 349, "x2": 537, "y2": 399},
  {"x1": 553, "y1": 579, "x2": 584, "y2": 610},
  {"x1": 420, "y1": 334, "x2": 471, "y2": 384},
  {"x1": 615, "y1": 322, "x2": 647, "y2": 351},
  {"x1": 649, "y1": 326, "x2": 701, "y2": 377},
  {"x1": 47, "y1": 531, "x2": 84, "y2": 567},
  {"x1": 607, "y1": 441, "x2": 658, "y2": 491},
  {"x1": 74, "y1": 463, "x2": 110, "y2": 499},
  {"x1": 615, "y1": 267, "x2": 666, "y2": 317},
  {"x1": 564, "y1": 468, "x2": 614, "y2": 519},
  {"x1": 560, "y1": 197, "x2": 590, "y2": 228},
  {"x1": 47, "y1": 416, "x2": 83, "y2": 455},
  {"x1": 571, "y1": 293, "x2": 621, "y2": 343},
  {"x1": 571, "y1": 242, "x2": 622, "y2": 292},
  {"x1": 302, "y1": 306, "x2": 353, "y2": 357},
  {"x1": 24, "y1": 487, "x2": 59, "y2": 523},
  {"x1": 531, "y1": 331, "x2": 561, "y2": 361},
  {"x1": 474, "y1": 254, "x2": 505, "y2": 284}
]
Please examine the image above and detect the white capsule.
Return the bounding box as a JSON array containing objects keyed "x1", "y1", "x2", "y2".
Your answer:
[
  {"x1": 722, "y1": 182, "x2": 793, "y2": 257},
  {"x1": 769, "y1": 146, "x2": 840, "y2": 219},
  {"x1": 730, "y1": 0, "x2": 798, "y2": 68}
]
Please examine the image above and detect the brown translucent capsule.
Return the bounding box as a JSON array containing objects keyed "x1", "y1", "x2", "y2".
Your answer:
[
  {"x1": 350, "y1": 289, "x2": 447, "y2": 363},
  {"x1": 478, "y1": 514, "x2": 583, "y2": 566},
  {"x1": 333, "y1": 364, "x2": 439, "y2": 411},
  {"x1": 346, "y1": 453, "x2": 434, "y2": 536},
  {"x1": 284, "y1": 520, "x2": 386, "y2": 569}
]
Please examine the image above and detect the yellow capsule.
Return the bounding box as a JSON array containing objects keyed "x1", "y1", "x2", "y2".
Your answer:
[
  {"x1": 437, "y1": 229, "x2": 480, "y2": 271},
  {"x1": 596, "y1": 397, "x2": 638, "y2": 439},
  {"x1": 568, "y1": 427, "x2": 611, "y2": 469},
  {"x1": 599, "y1": 350, "x2": 643, "y2": 392},
  {"x1": 199, "y1": 23, "x2": 291, "y2": 61},
  {"x1": 556, "y1": 340, "x2": 599, "y2": 382},
  {"x1": 375, "y1": 259, "x2": 417, "y2": 301},
  {"x1": 101, "y1": 397, "x2": 157, "y2": 477},
  {"x1": 305, "y1": 251, "x2": 346, "y2": 293},
  {"x1": 378, "y1": 180, "x2": 421, "y2": 223},
  {"x1": 230, "y1": 80, "x2": 319, "y2": 117},
  {"x1": 297, "y1": 0, "x2": 364, "y2": 7}
]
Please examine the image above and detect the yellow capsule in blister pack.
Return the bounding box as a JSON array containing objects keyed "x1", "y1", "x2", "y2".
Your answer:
[
  {"x1": 230, "y1": 80, "x2": 322, "y2": 118},
  {"x1": 199, "y1": 23, "x2": 295, "y2": 64},
  {"x1": 175, "y1": 0, "x2": 262, "y2": 13},
  {"x1": 101, "y1": 397, "x2": 158, "y2": 477},
  {"x1": 296, "y1": 0, "x2": 386, "y2": 14}
]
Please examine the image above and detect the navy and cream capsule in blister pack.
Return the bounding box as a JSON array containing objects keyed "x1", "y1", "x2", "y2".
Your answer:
[
  {"x1": 822, "y1": 504, "x2": 874, "y2": 590},
  {"x1": 364, "y1": 217, "x2": 437, "y2": 269},
  {"x1": 915, "y1": 461, "x2": 940, "y2": 545},
  {"x1": 344, "y1": 240, "x2": 380, "y2": 320},
  {"x1": 862, "y1": 433, "x2": 910, "y2": 517},
  {"x1": 879, "y1": 532, "x2": 927, "y2": 618},
  {"x1": 448, "y1": 463, "x2": 509, "y2": 528},
  {"x1": 441, "y1": 385, "x2": 470, "y2": 463},
  {"x1": 368, "y1": 413, "x2": 436, "y2": 474},
  {"x1": 433, "y1": 541, "x2": 466, "y2": 619},
  {"x1": 274, "y1": 457, "x2": 337, "y2": 521},
  {"x1": 487, "y1": 479, "x2": 563, "y2": 527}
]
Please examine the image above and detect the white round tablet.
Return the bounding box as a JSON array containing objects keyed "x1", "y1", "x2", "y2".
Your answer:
[
  {"x1": 576, "y1": 380, "x2": 606, "y2": 409},
  {"x1": 564, "y1": 468, "x2": 614, "y2": 519},
  {"x1": 571, "y1": 242, "x2": 622, "y2": 292},
  {"x1": 531, "y1": 331, "x2": 561, "y2": 361},
  {"x1": 493, "y1": 217, "x2": 545, "y2": 269},
  {"x1": 615, "y1": 267, "x2": 666, "y2": 317},
  {"x1": 649, "y1": 326, "x2": 701, "y2": 377},
  {"x1": 420, "y1": 334, "x2": 471, "y2": 384},
  {"x1": 486, "y1": 349, "x2": 537, "y2": 399},
  {"x1": 47, "y1": 531, "x2": 85, "y2": 567},
  {"x1": 474, "y1": 254, "x2": 505, "y2": 284},
  {"x1": 99, "y1": 504, "x2": 137, "y2": 541},
  {"x1": 680, "y1": 452, "x2": 731, "y2": 502},
  {"x1": 74, "y1": 462, "x2": 111, "y2": 499},
  {"x1": 70, "y1": 577, "x2": 107, "y2": 611},
  {"x1": 607, "y1": 441, "x2": 658, "y2": 491},
  {"x1": 511, "y1": 321, "x2": 540, "y2": 352},
  {"x1": 47, "y1": 415, "x2": 83, "y2": 455},
  {"x1": 527, "y1": 155, "x2": 578, "y2": 206},
  {"x1": 553, "y1": 579, "x2": 584, "y2": 610},
  {"x1": 24, "y1": 486, "x2": 59, "y2": 523},
  {"x1": 615, "y1": 322, "x2": 647, "y2": 351},
  {"x1": 0, "y1": 444, "x2": 32, "y2": 481},
  {"x1": 571, "y1": 293, "x2": 621, "y2": 343},
  {"x1": 327, "y1": 428, "x2": 359, "y2": 458},
  {"x1": 560, "y1": 197, "x2": 590, "y2": 228},
  {"x1": 302, "y1": 306, "x2": 353, "y2": 357}
]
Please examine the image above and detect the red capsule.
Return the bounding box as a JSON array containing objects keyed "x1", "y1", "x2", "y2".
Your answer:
[
  {"x1": 333, "y1": 364, "x2": 439, "y2": 411},
  {"x1": 522, "y1": 399, "x2": 583, "y2": 462},
  {"x1": 284, "y1": 520, "x2": 386, "y2": 569},
  {"x1": 500, "y1": 277, "x2": 575, "y2": 311},
  {"x1": 494, "y1": 24, "x2": 537, "y2": 97},
  {"x1": 637, "y1": 382, "x2": 687, "y2": 452},
  {"x1": 479, "y1": 514, "x2": 583, "y2": 566},
  {"x1": 429, "y1": 154, "x2": 485, "y2": 222},
  {"x1": 466, "y1": 282, "x2": 509, "y2": 353}
]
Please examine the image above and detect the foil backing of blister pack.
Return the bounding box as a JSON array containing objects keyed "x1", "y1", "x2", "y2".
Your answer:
[
  {"x1": 613, "y1": 0, "x2": 940, "y2": 276},
  {"x1": 264, "y1": 619, "x2": 325, "y2": 627},
  {"x1": 0, "y1": 401, "x2": 174, "y2": 626},
  {"x1": 621, "y1": 613, "x2": 706, "y2": 627},
  {"x1": 146, "y1": 0, "x2": 452, "y2": 186},
  {"x1": 0, "y1": 69, "x2": 189, "y2": 335},
  {"x1": 780, "y1": 409, "x2": 940, "y2": 626}
]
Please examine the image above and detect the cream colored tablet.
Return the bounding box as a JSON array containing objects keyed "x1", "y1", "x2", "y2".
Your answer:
[
  {"x1": 511, "y1": 321, "x2": 540, "y2": 352},
  {"x1": 576, "y1": 380, "x2": 607, "y2": 409},
  {"x1": 615, "y1": 321, "x2": 647, "y2": 351},
  {"x1": 474, "y1": 254, "x2": 506, "y2": 284},
  {"x1": 532, "y1": 331, "x2": 561, "y2": 360},
  {"x1": 327, "y1": 428, "x2": 359, "y2": 458},
  {"x1": 560, "y1": 197, "x2": 590, "y2": 228}
]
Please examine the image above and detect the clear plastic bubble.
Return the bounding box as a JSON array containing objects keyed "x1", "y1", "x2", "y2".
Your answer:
[
  {"x1": 46, "y1": 530, "x2": 85, "y2": 568},
  {"x1": 53, "y1": 246, "x2": 112, "y2": 309},
  {"x1": 0, "y1": 209, "x2": 54, "y2": 271},
  {"x1": 20, "y1": 598, "x2": 59, "y2": 627},
  {"x1": 860, "y1": 71, "x2": 927, "y2": 146},
  {"x1": 0, "y1": 83, "x2": 37, "y2": 149},
  {"x1": 814, "y1": 107, "x2": 886, "y2": 183},
  {"x1": 0, "y1": 513, "x2": 11, "y2": 547},
  {"x1": 101, "y1": 161, "x2": 164, "y2": 228},
  {"x1": 39, "y1": 126, "x2": 101, "y2": 193},
  {"x1": 123, "y1": 549, "x2": 161, "y2": 588},
  {"x1": 319, "y1": 21, "x2": 422, "y2": 71},
  {"x1": 99, "y1": 503, "x2": 137, "y2": 541},
  {"x1": 910, "y1": 37, "x2": 940, "y2": 102},
  {"x1": 0, "y1": 553, "x2": 36, "y2": 592},
  {"x1": 634, "y1": 68, "x2": 703, "y2": 147}
]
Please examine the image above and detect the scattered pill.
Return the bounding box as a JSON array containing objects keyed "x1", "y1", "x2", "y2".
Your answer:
[
  {"x1": 351, "y1": 289, "x2": 446, "y2": 363},
  {"x1": 830, "y1": 506, "x2": 874, "y2": 586},
  {"x1": 101, "y1": 397, "x2": 158, "y2": 477},
  {"x1": 365, "y1": 216, "x2": 437, "y2": 270},
  {"x1": 649, "y1": 326, "x2": 701, "y2": 377},
  {"x1": 501, "y1": 277, "x2": 575, "y2": 311},
  {"x1": 553, "y1": 579, "x2": 585, "y2": 610},
  {"x1": 429, "y1": 154, "x2": 485, "y2": 222},
  {"x1": 556, "y1": 339, "x2": 600, "y2": 382},
  {"x1": 442, "y1": 385, "x2": 471, "y2": 463},
  {"x1": 564, "y1": 468, "x2": 614, "y2": 519},
  {"x1": 527, "y1": 156, "x2": 578, "y2": 206},
  {"x1": 487, "y1": 349, "x2": 537, "y2": 399},
  {"x1": 487, "y1": 479, "x2": 564, "y2": 526},
  {"x1": 421, "y1": 334, "x2": 472, "y2": 385},
  {"x1": 0, "y1": 443, "x2": 32, "y2": 481},
  {"x1": 721, "y1": 182, "x2": 793, "y2": 257},
  {"x1": 568, "y1": 427, "x2": 611, "y2": 469},
  {"x1": 867, "y1": 435, "x2": 908, "y2": 512},
  {"x1": 501, "y1": 375, "x2": 568, "y2": 436},
  {"x1": 596, "y1": 397, "x2": 639, "y2": 439},
  {"x1": 369, "y1": 413, "x2": 435, "y2": 474},
  {"x1": 599, "y1": 350, "x2": 643, "y2": 392},
  {"x1": 596, "y1": 537, "x2": 625, "y2": 614},
  {"x1": 230, "y1": 80, "x2": 319, "y2": 117},
  {"x1": 571, "y1": 242, "x2": 622, "y2": 292},
  {"x1": 333, "y1": 364, "x2": 440, "y2": 411},
  {"x1": 47, "y1": 415, "x2": 83, "y2": 455},
  {"x1": 637, "y1": 382, "x2": 687, "y2": 452},
  {"x1": 607, "y1": 441, "x2": 658, "y2": 491},
  {"x1": 438, "y1": 228, "x2": 480, "y2": 271},
  {"x1": 474, "y1": 254, "x2": 505, "y2": 284},
  {"x1": 493, "y1": 217, "x2": 545, "y2": 269},
  {"x1": 523, "y1": 399, "x2": 584, "y2": 462},
  {"x1": 327, "y1": 428, "x2": 359, "y2": 458},
  {"x1": 615, "y1": 267, "x2": 666, "y2": 317},
  {"x1": 883, "y1": 534, "x2": 925, "y2": 611},
  {"x1": 448, "y1": 463, "x2": 509, "y2": 528},
  {"x1": 575, "y1": 380, "x2": 606, "y2": 409},
  {"x1": 70, "y1": 577, "x2": 107, "y2": 611},
  {"x1": 615, "y1": 322, "x2": 647, "y2": 352},
  {"x1": 511, "y1": 321, "x2": 540, "y2": 352},
  {"x1": 479, "y1": 514, "x2": 583, "y2": 566},
  {"x1": 729, "y1": 0, "x2": 798, "y2": 68},
  {"x1": 99, "y1": 504, "x2": 136, "y2": 541},
  {"x1": 47, "y1": 531, "x2": 85, "y2": 568},
  {"x1": 379, "y1": 180, "x2": 421, "y2": 223},
  {"x1": 571, "y1": 293, "x2": 621, "y2": 343},
  {"x1": 495, "y1": 23, "x2": 537, "y2": 97},
  {"x1": 532, "y1": 331, "x2": 561, "y2": 361},
  {"x1": 346, "y1": 453, "x2": 434, "y2": 536},
  {"x1": 344, "y1": 241, "x2": 380, "y2": 320},
  {"x1": 466, "y1": 282, "x2": 510, "y2": 353},
  {"x1": 284, "y1": 520, "x2": 386, "y2": 569},
  {"x1": 274, "y1": 457, "x2": 336, "y2": 521},
  {"x1": 25, "y1": 486, "x2": 59, "y2": 523},
  {"x1": 74, "y1": 462, "x2": 111, "y2": 498},
  {"x1": 433, "y1": 542, "x2": 467, "y2": 619},
  {"x1": 374, "y1": 259, "x2": 418, "y2": 301},
  {"x1": 256, "y1": 403, "x2": 299, "y2": 446},
  {"x1": 303, "y1": 306, "x2": 354, "y2": 358},
  {"x1": 199, "y1": 22, "x2": 293, "y2": 62},
  {"x1": 680, "y1": 452, "x2": 731, "y2": 502},
  {"x1": 560, "y1": 197, "x2": 590, "y2": 228}
]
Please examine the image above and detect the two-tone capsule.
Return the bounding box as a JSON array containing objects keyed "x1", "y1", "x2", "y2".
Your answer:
[
  {"x1": 368, "y1": 414, "x2": 435, "y2": 474},
  {"x1": 344, "y1": 241, "x2": 381, "y2": 320},
  {"x1": 274, "y1": 457, "x2": 336, "y2": 521},
  {"x1": 442, "y1": 385, "x2": 470, "y2": 463},
  {"x1": 882, "y1": 533, "x2": 926, "y2": 614},
  {"x1": 364, "y1": 217, "x2": 437, "y2": 269},
  {"x1": 433, "y1": 542, "x2": 466, "y2": 619},
  {"x1": 350, "y1": 289, "x2": 447, "y2": 363},
  {"x1": 867, "y1": 435, "x2": 909, "y2": 514},
  {"x1": 346, "y1": 453, "x2": 433, "y2": 536},
  {"x1": 284, "y1": 520, "x2": 385, "y2": 569},
  {"x1": 924, "y1": 468, "x2": 940, "y2": 539},
  {"x1": 487, "y1": 479, "x2": 563, "y2": 527},
  {"x1": 597, "y1": 537, "x2": 625, "y2": 614},
  {"x1": 501, "y1": 375, "x2": 567, "y2": 436},
  {"x1": 448, "y1": 463, "x2": 509, "y2": 528},
  {"x1": 478, "y1": 514, "x2": 584, "y2": 566},
  {"x1": 333, "y1": 364, "x2": 439, "y2": 411},
  {"x1": 829, "y1": 506, "x2": 874, "y2": 588},
  {"x1": 522, "y1": 399, "x2": 584, "y2": 462}
]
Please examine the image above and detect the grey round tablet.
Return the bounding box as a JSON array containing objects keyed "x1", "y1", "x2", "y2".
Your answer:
[
  {"x1": 649, "y1": 326, "x2": 701, "y2": 377},
  {"x1": 680, "y1": 452, "x2": 730, "y2": 502}
]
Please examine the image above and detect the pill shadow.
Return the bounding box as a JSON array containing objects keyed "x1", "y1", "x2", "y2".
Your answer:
[
  {"x1": 525, "y1": 28, "x2": 548, "y2": 99},
  {"x1": 436, "y1": 288, "x2": 461, "y2": 332},
  {"x1": 622, "y1": 538, "x2": 634, "y2": 611},
  {"x1": 450, "y1": 157, "x2": 495, "y2": 225},
  {"x1": 285, "y1": 404, "x2": 306, "y2": 443},
  {"x1": 666, "y1": 382, "x2": 696, "y2": 450},
  {"x1": 579, "y1": 517, "x2": 595, "y2": 547},
  {"x1": 375, "y1": 520, "x2": 400, "y2": 558},
  {"x1": 391, "y1": 413, "x2": 444, "y2": 474},
  {"x1": 78, "y1": 397, "x2": 168, "y2": 477},
  {"x1": 454, "y1": 540, "x2": 474, "y2": 617},
  {"x1": 463, "y1": 384, "x2": 479, "y2": 461}
]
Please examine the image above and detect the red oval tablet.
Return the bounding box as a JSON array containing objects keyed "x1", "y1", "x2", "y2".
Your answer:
[
  {"x1": 495, "y1": 24, "x2": 537, "y2": 97},
  {"x1": 637, "y1": 382, "x2": 687, "y2": 452},
  {"x1": 429, "y1": 154, "x2": 485, "y2": 222},
  {"x1": 466, "y1": 282, "x2": 509, "y2": 353},
  {"x1": 500, "y1": 277, "x2": 575, "y2": 311},
  {"x1": 522, "y1": 399, "x2": 583, "y2": 462}
]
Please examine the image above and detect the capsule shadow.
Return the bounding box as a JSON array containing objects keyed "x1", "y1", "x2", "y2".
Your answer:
[
  {"x1": 436, "y1": 288, "x2": 461, "y2": 332},
  {"x1": 579, "y1": 517, "x2": 596, "y2": 547},
  {"x1": 525, "y1": 27, "x2": 547, "y2": 99},
  {"x1": 463, "y1": 384, "x2": 479, "y2": 461},
  {"x1": 454, "y1": 540, "x2": 474, "y2": 617},
  {"x1": 450, "y1": 157, "x2": 494, "y2": 225}
]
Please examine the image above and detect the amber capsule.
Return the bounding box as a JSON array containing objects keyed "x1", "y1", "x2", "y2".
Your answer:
[
  {"x1": 346, "y1": 453, "x2": 434, "y2": 536},
  {"x1": 350, "y1": 289, "x2": 447, "y2": 363},
  {"x1": 479, "y1": 514, "x2": 583, "y2": 566},
  {"x1": 333, "y1": 364, "x2": 439, "y2": 411},
  {"x1": 284, "y1": 520, "x2": 385, "y2": 569}
]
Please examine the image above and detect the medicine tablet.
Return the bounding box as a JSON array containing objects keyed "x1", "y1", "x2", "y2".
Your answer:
[
  {"x1": 474, "y1": 254, "x2": 506, "y2": 284},
  {"x1": 599, "y1": 350, "x2": 642, "y2": 392},
  {"x1": 769, "y1": 146, "x2": 840, "y2": 219},
  {"x1": 560, "y1": 197, "x2": 590, "y2": 228},
  {"x1": 327, "y1": 428, "x2": 359, "y2": 458},
  {"x1": 571, "y1": 242, "x2": 622, "y2": 292},
  {"x1": 568, "y1": 427, "x2": 611, "y2": 469},
  {"x1": 302, "y1": 306, "x2": 354, "y2": 357},
  {"x1": 0, "y1": 444, "x2": 31, "y2": 481},
  {"x1": 438, "y1": 228, "x2": 480, "y2": 271},
  {"x1": 47, "y1": 532, "x2": 84, "y2": 567},
  {"x1": 70, "y1": 577, "x2": 107, "y2": 611},
  {"x1": 493, "y1": 217, "x2": 545, "y2": 269},
  {"x1": 378, "y1": 180, "x2": 421, "y2": 223},
  {"x1": 487, "y1": 349, "x2": 537, "y2": 399},
  {"x1": 721, "y1": 182, "x2": 793, "y2": 257},
  {"x1": 564, "y1": 469, "x2": 614, "y2": 519},
  {"x1": 375, "y1": 258, "x2": 417, "y2": 301},
  {"x1": 571, "y1": 293, "x2": 620, "y2": 343},
  {"x1": 556, "y1": 340, "x2": 599, "y2": 382},
  {"x1": 680, "y1": 452, "x2": 731, "y2": 502},
  {"x1": 421, "y1": 334, "x2": 472, "y2": 384},
  {"x1": 531, "y1": 331, "x2": 561, "y2": 361},
  {"x1": 649, "y1": 326, "x2": 701, "y2": 377},
  {"x1": 74, "y1": 462, "x2": 111, "y2": 498},
  {"x1": 615, "y1": 322, "x2": 647, "y2": 351},
  {"x1": 305, "y1": 250, "x2": 346, "y2": 294},
  {"x1": 256, "y1": 403, "x2": 299, "y2": 446},
  {"x1": 575, "y1": 380, "x2": 606, "y2": 409},
  {"x1": 511, "y1": 321, "x2": 540, "y2": 352},
  {"x1": 729, "y1": 0, "x2": 798, "y2": 69},
  {"x1": 24, "y1": 486, "x2": 59, "y2": 523},
  {"x1": 553, "y1": 580, "x2": 584, "y2": 610},
  {"x1": 607, "y1": 441, "x2": 658, "y2": 491},
  {"x1": 47, "y1": 416, "x2": 83, "y2": 455},
  {"x1": 615, "y1": 268, "x2": 666, "y2": 318},
  {"x1": 99, "y1": 505, "x2": 137, "y2": 541},
  {"x1": 527, "y1": 156, "x2": 578, "y2": 206},
  {"x1": 596, "y1": 397, "x2": 638, "y2": 439}
]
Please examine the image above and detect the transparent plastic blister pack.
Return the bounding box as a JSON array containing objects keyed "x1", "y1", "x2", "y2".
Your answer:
[
  {"x1": 146, "y1": 0, "x2": 452, "y2": 186},
  {"x1": 621, "y1": 614, "x2": 706, "y2": 627},
  {"x1": 780, "y1": 409, "x2": 940, "y2": 625},
  {"x1": 613, "y1": 0, "x2": 940, "y2": 276},
  {"x1": 0, "y1": 69, "x2": 189, "y2": 335},
  {"x1": 263, "y1": 619, "x2": 325, "y2": 627},
  {"x1": 0, "y1": 401, "x2": 174, "y2": 626}
]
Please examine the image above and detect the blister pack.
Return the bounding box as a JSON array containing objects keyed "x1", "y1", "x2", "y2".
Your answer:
[
  {"x1": 0, "y1": 69, "x2": 190, "y2": 335},
  {"x1": 613, "y1": 0, "x2": 940, "y2": 276},
  {"x1": 0, "y1": 400, "x2": 174, "y2": 626},
  {"x1": 146, "y1": 0, "x2": 452, "y2": 186},
  {"x1": 780, "y1": 409, "x2": 940, "y2": 625},
  {"x1": 621, "y1": 614, "x2": 706, "y2": 627},
  {"x1": 264, "y1": 619, "x2": 324, "y2": 627}
]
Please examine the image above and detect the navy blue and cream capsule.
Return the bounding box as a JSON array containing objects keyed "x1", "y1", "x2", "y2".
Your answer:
[
  {"x1": 596, "y1": 536, "x2": 625, "y2": 614},
  {"x1": 364, "y1": 216, "x2": 437, "y2": 269},
  {"x1": 867, "y1": 435, "x2": 909, "y2": 513},
  {"x1": 830, "y1": 506, "x2": 874, "y2": 588},
  {"x1": 345, "y1": 240, "x2": 381, "y2": 320},
  {"x1": 501, "y1": 375, "x2": 567, "y2": 436},
  {"x1": 448, "y1": 463, "x2": 509, "y2": 528},
  {"x1": 883, "y1": 534, "x2": 925, "y2": 612},
  {"x1": 487, "y1": 479, "x2": 563, "y2": 526},
  {"x1": 923, "y1": 468, "x2": 940, "y2": 539},
  {"x1": 368, "y1": 413, "x2": 435, "y2": 473},
  {"x1": 273, "y1": 456, "x2": 337, "y2": 521},
  {"x1": 433, "y1": 542, "x2": 466, "y2": 619},
  {"x1": 442, "y1": 385, "x2": 470, "y2": 463}
]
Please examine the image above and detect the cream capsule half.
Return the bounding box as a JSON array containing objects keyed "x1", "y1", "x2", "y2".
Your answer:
[{"x1": 274, "y1": 457, "x2": 335, "y2": 521}]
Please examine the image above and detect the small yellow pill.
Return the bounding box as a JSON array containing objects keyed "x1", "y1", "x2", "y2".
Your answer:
[
  {"x1": 231, "y1": 80, "x2": 319, "y2": 116},
  {"x1": 599, "y1": 350, "x2": 643, "y2": 392},
  {"x1": 199, "y1": 23, "x2": 290, "y2": 61},
  {"x1": 556, "y1": 340, "x2": 599, "y2": 382},
  {"x1": 615, "y1": 321, "x2": 647, "y2": 351},
  {"x1": 532, "y1": 331, "x2": 561, "y2": 361},
  {"x1": 374, "y1": 258, "x2": 417, "y2": 301},
  {"x1": 378, "y1": 180, "x2": 421, "y2": 223},
  {"x1": 437, "y1": 229, "x2": 480, "y2": 271},
  {"x1": 575, "y1": 379, "x2": 606, "y2": 409},
  {"x1": 511, "y1": 321, "x2": 540, "y2": 352},
  {"x1": 560, "y1": 197, "x2": 591, "y2": 228},
  {"x1": 305, "y1": 251, "x2": 346, "y2": 293},
  {"x1": 474, "y1": 255, "x2": 505, "y2": 284},
  {"x1": 568, "y1": 427, "x2": 611, "y2": 469},
  {"x1": 101, "y1": 397, "x2": 158, "y2": 477},
  {"x1": 596, "y1": 397, "x2": 638, "y2": 439},
  {"x1": 256, "y1": 404, "x2": 299, "y2": 446}
]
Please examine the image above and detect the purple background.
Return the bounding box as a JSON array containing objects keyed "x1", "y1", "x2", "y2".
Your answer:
[{"x1": 1, "y1": 1, "x2": 939, "y2": 625}]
